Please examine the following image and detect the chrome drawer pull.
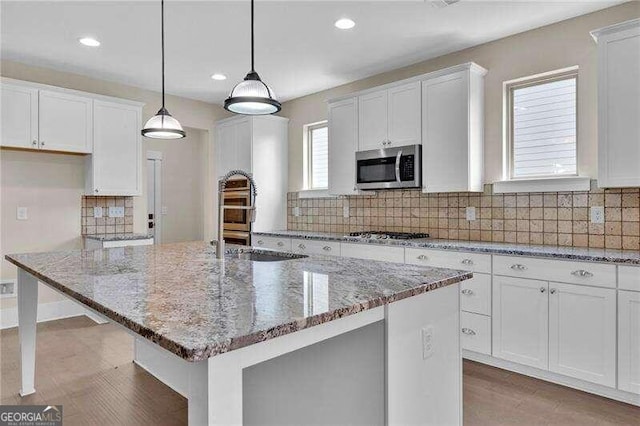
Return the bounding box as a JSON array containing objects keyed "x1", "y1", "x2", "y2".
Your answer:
[
  {"x1": 323, "y1": 246, "x2": 332, "y2": 251},
  {"x1": 461, "y1": 289, "x2": 474, "y2": 296},
  {"x1": 298, "y1": 244, "x2": 306, "y2": 250},
  {"x1": 540, "y1": 287, "x2": 546, "y2": 293},
  {"x1": 257, "y1": 240, "x2": 264, "y2": 245},
  {"x1": 510, "y1": 264, "x2": 527, "y2": 271},
  {"x1": 550, "y1": 288, "x2": 557, "y2": 294},
  {"x1": 461, "y1": 259, "x2": 474, "y2": 265},
  {"x1": 461, "y1": 328, "x2": 476, "y2": 336},
  {"x1": 571, "y1": 269, "x2": 593, "y2": 278},
  {"x1": 417, "y1": 255, "x2": 428, "y2": 260},
  {"x1": 277, "y1": 241, "x2": 284, "y2": 247}
]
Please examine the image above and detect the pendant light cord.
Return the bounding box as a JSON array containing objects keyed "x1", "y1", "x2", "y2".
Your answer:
[
  {"x1": 250, "y1": 0, "x2": 255, "y2": 73},
  {"x1": 161, "y1": 0, "x2": 166, "y2": 109}
]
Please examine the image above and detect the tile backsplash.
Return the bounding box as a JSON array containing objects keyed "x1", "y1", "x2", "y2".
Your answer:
[
  {"x1": 81, "y1": 196, "x2": 134, "y2": 236},
  {"x1": 287, "y1": 181, "x2": 640, "y2": 250}
]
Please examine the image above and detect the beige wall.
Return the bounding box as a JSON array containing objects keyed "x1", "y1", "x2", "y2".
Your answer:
[
  {"x1": 146, "y1": 127, "x2": 207, "y2": 244},
  {"x1": 282, "y1": 2, "x2": 640, "y2": 192}
]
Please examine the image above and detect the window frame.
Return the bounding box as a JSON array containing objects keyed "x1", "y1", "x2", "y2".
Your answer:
[
  {"x1": 505, "y1": 68, "x2": 579, "y2": 181},
  {"x1": 304, "y1": 121, "x2": 329, "y2": 190}
]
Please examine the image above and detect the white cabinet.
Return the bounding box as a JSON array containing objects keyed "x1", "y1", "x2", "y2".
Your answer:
[
  {"x1": 253, "y1": 235, "x2": 291, "y2": 251},
  {"x1": 291, "y1": 239, "x2": 340, "y2": 256},
  {"x1": 328, "y1": 97, "x2": 359, "y2": 195},
  {"x1": 461, "y1": 312, "x2": 491, "y2": 355},
  {"x1": 38, "y1": 90, "x2": 93, "y2": 153},
  {"x1": 422, "y1": 64, "x2": 485, "y2": 193},
  {"x1": 358, "y1": 82, "x2": 421, "y2": 151},
  {"x1": 460, "y1": 274, "x2": 492, "y2": 316},
  {"x1": 548, "y1": 282, "x2": 616, "y2": 387},
  {"x1": 214, "y1": 116, "x2": 288, "y2": 233},
  {"x1": 1, "y1": 83, "x2": 38, "y2": 149},
  {"x1": 340, "y1": 243, "x2": 405, "y2": 263},
  {"x1": 87, "y1": 100, "x2": 142, "y2": 196},
  {"x1": 619, "y1": 290, "x2": 640, "y2": 395},
  {"x1": 592, "y1": 19, "x2": 640, "y2": 188},
  {"x1": 493, "y1": 276, "x2": 549, "y2": 369}
]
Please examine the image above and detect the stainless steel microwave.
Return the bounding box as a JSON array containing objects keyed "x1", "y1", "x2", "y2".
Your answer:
[{"x1": 355, "y1": 144, "x2": 421, "y2": 190}]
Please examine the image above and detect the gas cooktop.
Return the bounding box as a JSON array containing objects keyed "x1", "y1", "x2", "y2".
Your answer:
[{"x1": 348, "y1": 232, "x2": 429, "y2": 240}]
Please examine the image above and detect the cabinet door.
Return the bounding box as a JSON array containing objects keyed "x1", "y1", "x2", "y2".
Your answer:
[
  {"x1": 619, "y1": 290, "x2": 640, "y2": 394},
  {"x1": 548, "y1": 282, "x2": 616, "y2": 386},
  {"x1": 597, "y1": 24, "x2": 640, "y2": 187},
  {"x1": 328, "y1": 98, "x2": 359, "y2": 195},
  {"x1": 358, "y1": 89, "x2": 388, "y2": 151},
  {"x1": 387, "y1": 82, "x2": 421, "y2": 147},
  {"x1": 422, "y1": 70, "x2": 469, "y2": 193},
  {"x1": 38, "y1": 90, "x2": 93, "y2": 153},
  {"x1": 91, "y1": 100, "x2": 141, "y2": 195},
  {"x1": 235, "y1": 119, "x2": 252, "y2": 173},
  {"x1": 493, "y1": 276, "x2": 549, "y2": 369},
  {"x1": 1, "y1": 83, "x2": 38, "y2": 149},
  {"x1": 216, "y1": 121, "x2": 237, "y2": 177}
]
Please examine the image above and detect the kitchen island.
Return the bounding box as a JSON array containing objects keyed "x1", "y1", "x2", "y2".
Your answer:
[{"x1": 6, "y1": 242, "x2": 471, "y2": 425}]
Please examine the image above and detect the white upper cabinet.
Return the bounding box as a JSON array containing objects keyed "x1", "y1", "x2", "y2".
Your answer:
[
  {"x1": 215, "y1": 118, "x2": 253, "y2": 177},
  {"x1": 1, "y1": 83, "x2": 38, "y2": 149},
  {"x1": 328, "y1": 97, "x2": 359, "y2": 195},
  {"x1": 548, "y1": 282, "x2": 616, "y2": 387},
  {"x1": 592, "y1": 19, "x2": 640, "y2": 188},
  {"x1": 619, "y1": 290, "x2": 640, "y2": 395},
  {"x1": 422, "y1": 64, "x2": 485, "y2": 193},
  {"x1": 38, "y1": 90, "x2": 93, "y2": 153},
  {"x1": 358, "y1": 82, "x2": 421, "y2": 151},
  {"x1": 87, "y1": 100, "x2": 142, "y2": 196}
]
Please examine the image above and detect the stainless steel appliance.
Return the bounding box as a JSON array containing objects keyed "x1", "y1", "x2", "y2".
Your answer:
[
  {"x1": 348, "y1": 231, "x2": 429, "y2": 240},
  {"x1": 355, "y1": 144, "x2": 421, "y2": 190},
  {"x1": 218, "y1": 172, "x2": 257, "y2": 252}
]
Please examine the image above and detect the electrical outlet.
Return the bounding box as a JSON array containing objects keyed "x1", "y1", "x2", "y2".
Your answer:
[
  {"x1": 16, "y1": 207, "x2": 28, "y2": 221},
  {"x1": 421, "y1": 325, "x2": 435, "y2": 360},
  {"x1": 108, "y1": 206, "x2": 125, "y2": 218},
  {"x1": 94, "y1": 206, "x2": 103, "y2": 218},
  {"x1": 343, "y1": 205, "x2": 350, "y2": 218},
  {"x1": 293, "y1": 206, "x2": 301, "y2": 217},
  {"x1": 465, "y1": 206, "x2": 476, "y2": 221},
  {"x1": 590, "y1": 206, "x2": 605, "y2": 224},
  {"x1": 0, "y1": 281, "x2": 16, "y2": 298},
  {"x1": 161, "y1": 206, "x2": 168, "y2": 215}
]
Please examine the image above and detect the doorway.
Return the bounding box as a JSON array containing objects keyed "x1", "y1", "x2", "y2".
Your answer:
[{"x1": 147, "y1": 151, "x2": 163, "y2": 244}]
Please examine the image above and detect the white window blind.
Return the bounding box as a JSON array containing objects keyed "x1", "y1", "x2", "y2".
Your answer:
[
  {"x1": 309, "y1": 124, "x2": 328, "y2": 189},
  {"x1": 510, "y1": 75, "x2": 577, "y2": 178}
]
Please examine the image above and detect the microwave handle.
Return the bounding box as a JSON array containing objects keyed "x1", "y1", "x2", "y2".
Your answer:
[{"x1": 395, "y1": 150, "x2": 402, "y2": 183}]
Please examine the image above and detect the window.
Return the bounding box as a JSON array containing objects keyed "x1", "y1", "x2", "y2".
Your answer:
[
  {"x1": 304, "y1": 122, "x2": 329, "y2": 190},
  {"x1": 507, "y1": 69, "x2": 578, "y2": 179}
]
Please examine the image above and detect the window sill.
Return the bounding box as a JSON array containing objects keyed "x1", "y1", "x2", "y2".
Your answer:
[
  {"x1": 493, "y1": 177, "x2": 591, "y2": 194},
  {"x1": 298, "y1": 189, "x2": 336, "y2": 199}
]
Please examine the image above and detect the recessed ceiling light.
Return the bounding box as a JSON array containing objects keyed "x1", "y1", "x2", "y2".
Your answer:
[
  {"x1": 335, "y1": 18, "x2": 355, "y2": 30},
  {"x1": 211, "y1": 74, "x2": 227, "y2": 81},
  {"x1": 79, "y1": 37, "x2": 100, "y2": 47}
]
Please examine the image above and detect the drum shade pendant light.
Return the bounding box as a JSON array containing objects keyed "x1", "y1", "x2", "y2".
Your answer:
[
  {"x1": 224, "y1": 0, "x2": 281, "y2": 115},
  {"x1": 142, "y1": 0, "x2": 186, "y2": 139}
]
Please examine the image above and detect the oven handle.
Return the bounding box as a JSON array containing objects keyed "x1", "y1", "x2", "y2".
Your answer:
[{"x1": 395, "y1": 150, "x2": 402, "y2": 183}]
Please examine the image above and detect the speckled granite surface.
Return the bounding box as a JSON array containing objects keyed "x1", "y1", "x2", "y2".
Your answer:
[
  {"x1": 253, "y1": 231, "x2": 640, "y2": 265},
  {"x1": 84, "y1": 233, "x2": 153, "y2": 242},
  {"x1": 5, "y1": 242, "x2": 470, "y2": 361}
]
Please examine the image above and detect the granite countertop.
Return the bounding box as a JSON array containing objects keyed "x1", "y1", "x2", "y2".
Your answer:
[
  {"x1": 5, "y1": 242, "x2": 470, "y2": 361},
  {"x1": 253, "y1": 230, "x2": 640, "y2": 265},
  {"x1": 84, "y1": 233, "x2": 153, "y2": 242}
]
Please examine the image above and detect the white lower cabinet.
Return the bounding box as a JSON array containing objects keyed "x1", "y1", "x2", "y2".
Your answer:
[
  {"x1": 619, "y1": 290, "x2": 640, "y2": 395},
  {"x1": 253, "y1": 236, "x2": 291, "y2": 251},
  {"x1": 493, "y1": 276, "x2": 549, "y2": 369},
  {"x1": 460, "y1": 273, "x2": 491, "y2": 316},
  {"x1": 291, "y1": 239, "x2": 340, "y2": 256},
  {"x1": 461, "y1": 312, "x2": 491, "y2": 355},
  {"x1": 548, "y1": 282, "x2": 616, "y2": 387},
  {"x1": 340, "y1": 243, "x2": 405, "y2": 263}
]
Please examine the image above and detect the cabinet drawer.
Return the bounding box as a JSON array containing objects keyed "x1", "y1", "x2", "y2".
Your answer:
[
  {"x1": 405, "y1": 248, "x2": 491, "y2": 274},
  {"x1": 461, "y1": 312, "x2": 491, "y2": 355},
  {"x1": 252, "y1": 235, "x2": 291, "y2": 251},
  {"x1": 460, "y1": 273, "x2": 491, "y2": 316},
  {"x1": 340, "y1": 243, "x2": 405, "y2": 263},
  {"x1": 619, "y1": 266, "x2": 640, "y2": 292},
  {"x1": 493, "y1": 255, "x2": 616, "y2": 288},
  {"x1": 291, "y1": 239, "x2": 340, "y2": 256}
]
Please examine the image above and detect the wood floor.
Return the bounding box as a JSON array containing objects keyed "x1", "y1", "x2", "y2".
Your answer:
[{"x1": 1, "y1": 316, "x2": 638, "y2": 425}]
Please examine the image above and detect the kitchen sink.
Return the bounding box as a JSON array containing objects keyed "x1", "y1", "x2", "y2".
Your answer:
[{"x1": 224, "y1": 248, "x2": 308, "y2": 262}]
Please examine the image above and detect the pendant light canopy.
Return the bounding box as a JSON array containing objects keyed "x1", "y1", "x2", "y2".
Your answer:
[
  {"x1": 142, "y1": 0, "x2": 186, "y2": 139},
  {"x1": 224, "y1": 0, "x2": 281, "y2": 115}
]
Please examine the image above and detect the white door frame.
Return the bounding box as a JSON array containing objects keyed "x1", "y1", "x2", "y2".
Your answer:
[{"x1": 147, "y1": 151, "x2": 163, "y2": 244}]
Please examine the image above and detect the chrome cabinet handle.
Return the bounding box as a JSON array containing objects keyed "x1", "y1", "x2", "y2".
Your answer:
[
  {"x1": 571, "y1": 269, "x2": 593, "y2": 278},
  {"x1": 550, "y1": 288, "x2": 557, "y2": 294},
  {"x1": 510, "y1": 264, "x2": 527, "y2": 271},
  {"x1": 461, "y1": 289, "x2": 474, "y2": 296},
  {"x1": 461, "y1": 328, "x2": 476, "y2": 336},
  {"x1": 298, "y1": 244, "x2": 306, "y2": 250},
  {"x1": 40, "y1": 141, "x2": 45, "y2": 146},
  {"x1": 323, "y1": 246, "x2": 332, "y2": 251},
  {"x1": 32, "y1": 140, "x2": 37, "y2": 146},
  {"x1": 461, "y1": 259, "x2": 474, "y2": 265},
  {"x1": 540, "y1": 287, "x2": 546, "y2": 293},
  {"x1": 257, "y1": 240, "x2": 264, "y2": 245},
  {"x1": 95, "y1": 189, "x2": 99, "y2": 193},
  {"x1": 417, "y1": 254, "x2": 428, "y2": 260},
  {"x1": 277, "y1": 241, "x2": 284, "y2": 247}
]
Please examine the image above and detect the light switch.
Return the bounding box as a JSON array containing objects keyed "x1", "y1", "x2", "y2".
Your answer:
[
  {"x1": 590, "y1": 206, "x2": 605, "y2": 224},
  {"x1": 108, "y1": 206, "x2": 125, "y2": 218},
  {"x1": 343, "y1": 205, "x2": 350, "y2": 218},
  {"x1": 293, "y1": 207, "x2": 301, "y2": 217},
  {"x1": 465, "y1": 207, "x2": 476, "y2": 221},
  {"x1": 16, "y1": 207, "x2": 28, "y2": 220},
  {"x1": 94, "y1": 206, "x2": 103, "y2": 218}
]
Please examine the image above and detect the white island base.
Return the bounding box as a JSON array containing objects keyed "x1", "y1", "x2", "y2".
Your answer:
[{"x1": 17, "y1": 268, "x2": 461, "y2": 425}]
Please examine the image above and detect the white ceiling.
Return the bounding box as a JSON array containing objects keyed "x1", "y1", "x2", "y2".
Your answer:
[{"x1": 1, "y1": 1, "x2": 623, "y2": 105}]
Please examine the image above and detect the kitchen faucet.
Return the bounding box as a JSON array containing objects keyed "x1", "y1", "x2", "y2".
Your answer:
[{"x1": 216, "y1": 170, "x2": 258, "y2": 259}]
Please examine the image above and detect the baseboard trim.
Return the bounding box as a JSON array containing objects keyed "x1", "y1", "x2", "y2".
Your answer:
[
  {"x1": 463, "y1": 350, "x2": 640, "y2": 407},
  {"x1": 0, "y1": 299, "x2": 102, "y2": 330}
]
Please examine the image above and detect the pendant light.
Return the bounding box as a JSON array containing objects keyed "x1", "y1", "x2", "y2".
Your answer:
[
  {"x1": 224, "y1": 0, "x2": 281, "y2": 115},
  {"x1": 142, "y1": 0, "x2": 186, "y2": 139}
]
